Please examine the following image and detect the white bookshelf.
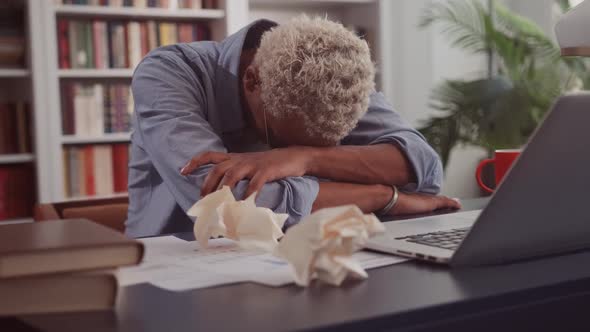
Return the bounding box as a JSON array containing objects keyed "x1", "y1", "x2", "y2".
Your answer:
[
  {"x1": 58, "y1": 69, "x2": 134, "y2": 78},
  {"x1": 62, "y1": 192, "x2": 129, "y2": 203},
  {"x1": 61, "y1": 133, "x2": 131, "y2": 144},
  {"x1": 0, "y1": 154, "x2": 35, "y2": 164},
  {"x1": 0, "y1": 0, "x2": 38, "y2": 222},
  {"x1": 0, "y1": 69, "x2": 30, "y2": 78},
  {"x1": 54, "y1": 4, "x2": 225, "y2": 20}
]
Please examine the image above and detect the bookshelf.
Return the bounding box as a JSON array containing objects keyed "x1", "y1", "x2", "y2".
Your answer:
[
  {"x1": 58, "y1": 69, "x2": 134, "y2": 78},
  {"x1": 62, "y1": 133, "x2": 131, "y2": 144},
  {"x1": 28, "y1": 0, "x2": 248, "y2": 203},
  {"x1": 0, "y1": 0, "x2": 37, "y2": 222}
]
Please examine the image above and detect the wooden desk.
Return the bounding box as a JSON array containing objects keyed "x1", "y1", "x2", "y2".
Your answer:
[{"x1": 14, "y1": 198, "x2": 590, "y2": 331}]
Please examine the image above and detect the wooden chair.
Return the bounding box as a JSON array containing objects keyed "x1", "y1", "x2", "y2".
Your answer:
[{"x1": 34, "y1": 196, "x2": 129, "y2": 233}]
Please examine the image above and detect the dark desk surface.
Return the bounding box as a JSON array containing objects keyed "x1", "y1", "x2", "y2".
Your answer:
[{"x1": 16, "y1": 198, "x2": 590, "y2": 331}]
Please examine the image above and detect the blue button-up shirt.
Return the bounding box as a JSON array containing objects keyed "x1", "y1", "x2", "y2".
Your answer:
[{"x1": 126, "y1": 19, "x2": 443, "y2": 238}]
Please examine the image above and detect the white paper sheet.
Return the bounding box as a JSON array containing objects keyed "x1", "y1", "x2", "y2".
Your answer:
[{"x1": 117, "y1": 236, "x2": 408, "y2": 291}]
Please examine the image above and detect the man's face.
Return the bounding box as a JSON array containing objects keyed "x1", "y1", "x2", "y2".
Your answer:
[{"x1": 242, "y1": 65, "x2": 337, "y2": 148}]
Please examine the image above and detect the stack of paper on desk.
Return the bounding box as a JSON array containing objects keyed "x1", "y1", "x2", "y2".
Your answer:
[{"x1": 118, "y1": 236, "x2": 408, "y2": 291}]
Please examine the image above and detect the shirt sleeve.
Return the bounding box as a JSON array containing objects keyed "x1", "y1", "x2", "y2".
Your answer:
[
  {"x1": 132, "y1": 52, "x2": 319, "y2": 226},
  {"x1": 341, "y1": 92, "x2": 443, "y2": 194}
]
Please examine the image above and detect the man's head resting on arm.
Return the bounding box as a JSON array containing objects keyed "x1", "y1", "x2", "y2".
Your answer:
[{"x1": 240, "y1": 15, "x2": 375, "y2": 148}]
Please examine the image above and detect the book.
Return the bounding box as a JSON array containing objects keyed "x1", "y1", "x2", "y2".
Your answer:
[
  {"x1": 57, "y1": 19, "x2": 70, "y2": 68},
  {"x1": 159, "y1": 22, "x2": 178, "y2": 46},
  {"x1": 83, "y1": 145, "x2": 96, "y2": 196},
  {"x1": 93, "y1": 145, "x2": 115, "y2": 195},
  {"x1": 147, "y1": 20, "x2": 158, "y2": 50},
  {"x1": 15, "y1": 102, "x2": 31, "y2": 153},
  {"x1": 61, "y1": 82, "x2": 75, "y2": 135},
  {"x1": 109, "y1": 21, "x2": 126, "y2": 68},
  {"x1": 139, "y1": 21, "x2": 149, "y2": 57},
  {"x1": 69, "y1": 146, "x2": 81, "y2": 197},
  {"x1": 103, "y1": 83, "x2": 112, "y2": 133},
  {"x1": 0, "y1": 271, "x2": 117, "y2": 316},
  {"x1": 63, "y1": 148, "x2": 71, "y2": 197},
  {"x1": 112, "y1": 143, "x2": 129, "y2": 193},
  {"x1": 0, "y1": 6, "x2": 25, "y2": 67},
  {"x1": 73, "y1": 83, "x2": 89, "y2": 135},
  {"x1": 0, "y1": 102, "x2": 31, "y2": 154},
  {"x1": 91, "y1": 83, "x2": 105, "y2": 136},
  {"x1": 127, "y1": 21, "x2": 142, "y2": 68},
  {"x1": 191, "y1": 0, "x2": 202, "y2": 8},
  {"x1": 71, "y1": 21, "x2": 91, "y2": 68},
  {"x1": 0, "y1": 170, "x2": 7, "y2": 220},
  {"x1": 178, "y1": 23, "x2": 193, "y2": 43},
  {"x1": 202, "y1": 0, "x2": 216, "y2": 9},
  {"x1": 168, "y1": 22, "x2": 178, "y2": 45},
  {"x1": 93, "y1": 20, "x2": 107, "y2": 69},
  {"x1": 0, "y1": 164, "x2": 36, "y2": 221},
  {"x1": 0, "y1": 219, "x2": 144, "y2": 278},
  {"x1": 0, "y1": 103, "x2": 17, "y2": 154},
  {"x1": 84, "y1": 21, "x2": 94, "y2": 68},
  {"x1": 78, "y1": 145, "x2": 87, "y2": 196},
  {"x1": 99, "y1": 21, "x2": 110, "y2": 68}
]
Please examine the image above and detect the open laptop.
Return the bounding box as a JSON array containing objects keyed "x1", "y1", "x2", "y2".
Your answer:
[{"x1": 366, "y1": 93, "x2": 590, "y2": 266}]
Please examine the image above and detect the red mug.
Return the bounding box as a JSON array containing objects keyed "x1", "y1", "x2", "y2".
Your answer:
[{"x1": 475, "y1": 149, "x2": 521, "y2": 193}]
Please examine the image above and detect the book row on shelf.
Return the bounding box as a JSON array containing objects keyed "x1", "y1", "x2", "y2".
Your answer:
[
  {"x1": 0, "y1": 163, "x2": 36, "y2": 221},
  {"x1": 63, "y1": 143, "x2": 129, "y2": 198},
  {"x1": 0, "y1": 102, "x2": 32, "y2": 155},
  {"x1": 61, "y1": 82, "x2": 132, "y2": 136},
  {"x1": 55, "y1": 0, "x2": 218, "y2": 9},
  {"x1": 58, "y1": 19, "x2": 212, "y2": 70},
  {"x1": 0, "y1": 4, "x2": 25, "y2": 68}
]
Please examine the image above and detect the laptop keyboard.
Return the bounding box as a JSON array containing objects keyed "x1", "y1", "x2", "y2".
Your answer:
[{"x1": 395, "y1": 227, "x2": 470, "y2": 251}]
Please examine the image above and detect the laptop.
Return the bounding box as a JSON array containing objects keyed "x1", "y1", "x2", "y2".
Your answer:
[{"x1": 366, "y1": 93, "x2": 590, "y2": 266}]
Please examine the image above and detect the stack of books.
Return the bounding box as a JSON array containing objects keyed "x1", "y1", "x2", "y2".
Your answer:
[
  {"x1": 0, "y1": 4, "x2": 25, "y2": 68},
  {"x1": 63, "y1": 143, "x2": 129, "y2": 198},
  {"x1": 0, "y1": 102, "x2": 32, "y2": 154},
  {"x1": 61, "y1": 82, "x2": 132, "y2": 136},
  {"x1": 57, "y1": 19, "x2": 212, "y2": 69},
  {"x1": 0, "y1": 164, "x2": 36, "y2": 221},
  {"x1": 0, "y1": 219, "x2": 144, "y2": 315}
]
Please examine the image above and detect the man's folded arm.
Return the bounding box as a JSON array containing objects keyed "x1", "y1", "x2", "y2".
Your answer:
[
  {"x1": 341, "y1": 92, "x2": 443, "y2": 194},
  {"x1": 132, "y1": 53, "x2": 318, "y2": 225}
]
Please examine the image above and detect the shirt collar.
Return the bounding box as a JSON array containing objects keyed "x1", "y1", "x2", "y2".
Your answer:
[{"x1": 214, "y1": 19, "x2": 278, "y2": 134}]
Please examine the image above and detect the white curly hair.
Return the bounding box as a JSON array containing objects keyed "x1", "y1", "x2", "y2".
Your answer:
[{"x1": 253, "y1": 15, "x2": 375, "y2": 143}]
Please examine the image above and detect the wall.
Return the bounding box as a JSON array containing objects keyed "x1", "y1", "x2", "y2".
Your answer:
[{"x1": 382, "y1": 0, "x2": 487, "y2": 199}]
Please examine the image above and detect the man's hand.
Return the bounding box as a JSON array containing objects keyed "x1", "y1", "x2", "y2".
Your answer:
[
  {"x1": 388, "y1": 191, "x2": 461, "y2": 216},
  {"x1": 180, "y1": 148, "x2": 311, "y2": 198}
]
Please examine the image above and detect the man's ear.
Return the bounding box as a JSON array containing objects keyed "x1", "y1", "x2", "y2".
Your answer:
[{"x1": 243, "y1": 66, "x2": 260, "y2": 93}]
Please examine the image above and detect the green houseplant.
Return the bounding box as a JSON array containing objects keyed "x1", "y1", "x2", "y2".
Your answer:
[{"x1": 418, "y1": 0, "x2": 590, "y2": 168}]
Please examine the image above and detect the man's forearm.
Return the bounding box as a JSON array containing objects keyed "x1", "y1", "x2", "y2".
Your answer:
[
  {"x1": 312, "y1": 181, "x2": 392, "y2": 213},
  {"x1": 305, "y1": 144, "x2": 416, "y2": 187}
]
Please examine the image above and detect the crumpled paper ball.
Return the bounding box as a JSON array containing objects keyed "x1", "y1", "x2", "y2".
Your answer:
[
  {"x1": 187, "y1": 186, "x2": 288, "y2": 251},
  {"x1": 274, "y1": 205, "x2": 385, "y2": 286}
]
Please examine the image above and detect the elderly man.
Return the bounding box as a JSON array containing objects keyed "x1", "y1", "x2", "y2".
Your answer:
[{"x1": 126, "y1": 16, "x2": 460, "y2": 238}]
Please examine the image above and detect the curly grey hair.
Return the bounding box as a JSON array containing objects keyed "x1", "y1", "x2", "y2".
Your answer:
[{"x1": 253, "y1": 15, "x2": 375, "y2": 143}]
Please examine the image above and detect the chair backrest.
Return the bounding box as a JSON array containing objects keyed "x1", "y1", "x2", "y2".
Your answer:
[{"x1": 34, "y1": 196, "x2": 129, "y2": 233}]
